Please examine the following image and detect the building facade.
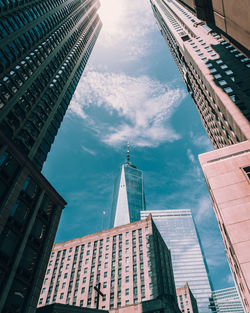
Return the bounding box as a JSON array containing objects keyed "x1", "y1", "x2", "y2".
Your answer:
[
  {"x1": 0, "y1": 1, "x2": 102, "y2": 312},
  {"x1": 199, "y1": 141, "x2": 250, "y2": 313},
  {"x1": 0, "y1": 127, "x2": 66, "y2": 313},
  {"x1": 174, "y1": 0, "x2": 250, "y2": 56},
  {"x1": 150, "y1": 0, "x2": 250, "y2": 149},
  {"x1": 141, "y1": 210, "x2": 212, "y2": 313},
  {"x1": 0, "y1": 0, "x2": 102, "y2": 170},
  {"x1": 209, "y1": 286, "x2": 245, "y2": 313},
  {"x1": 109, "y1": 154, "x2": 146, "y2": 228},
  {"x1": 176, "y1": 282, "x2": 199, "y2": 313},
  {"x1": 37, "y1": 215, "x2": 180, "y2": 313}
]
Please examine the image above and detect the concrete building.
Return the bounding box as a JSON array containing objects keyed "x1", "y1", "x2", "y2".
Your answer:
[
  {"x1": 109, "y1": 148, "x2": 146, "y2": 228},
  {"x1": 176, "y1": 283, "x2": 199, "y2": 313},
  {"x1": 199, "y1": 140, "x2": 250, "y2": 313},
  {"x1": 37, "y1": 215, "x2": 180, "y2": 313},
  {"x1": 141, "y1": 210, "x2": 212, "y2": 313},
  {"x1": 150, "y1": 0, "x2": 250, "y2": 149},
  {"x1": 174, "y1": 0, "x2": 250, "y2": 56},
  {"x1": 0, "y1": 0, "x2": 101, "y2": 312},
  {"x1": 209, "y1": 286, "x2": 245, "y2": 313}
]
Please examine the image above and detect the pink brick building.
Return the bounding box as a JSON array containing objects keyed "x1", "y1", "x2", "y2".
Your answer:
[
  {"x1": 37, "y1": 215, "x2": 180, "y2": 312},
  {"x1": 199, "y1": 140, "x2": 250, "y2": 313},
  {"x1": 176, "y1": 283, "x2": 199, "y2": 313}
]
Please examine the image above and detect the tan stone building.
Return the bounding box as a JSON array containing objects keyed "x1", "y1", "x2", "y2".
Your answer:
[
  {"x1": 199, "y1": 140, "x2": 250, "y2": 313},
  {"x1": 176, "y1": 283, "x2": 199, "y2": 313},
  {"x1": 37, "y1": 216, "x2": 180, "y2": 313}
]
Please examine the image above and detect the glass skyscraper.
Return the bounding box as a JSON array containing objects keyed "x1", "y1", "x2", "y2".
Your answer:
[
  {"x1": 110, "y1": 153, "x2": 146, "y2": 228},
  {"x1": 0, "y1": 1, "x2": 101, "y2": 312},
  {"x1": 141, "y1": 209, "x2": 212, "y2": 313},
  {"x1": 210, "y1": 286, "x2": 245, "y2": 313}
]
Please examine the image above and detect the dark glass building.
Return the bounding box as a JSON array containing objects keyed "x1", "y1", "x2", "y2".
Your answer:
[{"x1": 0, "y1": 0, "x2": 102, "y2": 312}]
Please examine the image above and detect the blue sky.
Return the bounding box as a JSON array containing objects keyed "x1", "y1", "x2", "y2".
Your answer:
[{"x1": 42, "y1": 0, "x2": 233, "y2": 290}]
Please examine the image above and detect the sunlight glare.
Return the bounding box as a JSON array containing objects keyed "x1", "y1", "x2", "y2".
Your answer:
[{"x1": 99, "y1": 0, "x2": 124, "y2": 32}]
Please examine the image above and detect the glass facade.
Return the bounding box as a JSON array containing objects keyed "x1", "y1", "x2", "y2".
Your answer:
[
  {"x1": 110, "y1": 162, "x2": 146, "y2": 228},
  {"x1": 210, "y1": 287, "x2": 245, "y2": 313},
  {"x1": 141, "y1": 209, "x2": 212, "y2": 313},
  {"x1": 0, "y1": 0, "x2": 102, "y2": 170}
]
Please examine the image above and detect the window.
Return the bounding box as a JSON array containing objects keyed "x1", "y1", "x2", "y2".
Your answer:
[
  {"x1": 125, "y1": 276, "x2": 129, "y2": 283},
  {"x1": 224, "y1": 87, "x2": 233, "y2": 93},
  {"x1": 81, "y1": 287, "x2": 85, "y2": 294},
  {"x1": 243, "y1": 166, "x2": 250, "y2": 179},
  {"x1": 104, "y1": 272, "x2": 107, "y2": 278},
  {"x1": 103, "y1": 282, "x2": 107, "y2": 288},
  {"x1": 39, "y1": 298, "x2": 43, "y2": 305},
  {"x1": 218, "y1": 80, "x2": 227, "y2": 86},
  {"x1": 60, "y1": 293, "x2": 64, "y2": 299},
  {"x1": 125, "y1": 266, "x2": 129, "y2": 272},
  {"x1": 82, "y1": 277, "x2": 86, "y2": 283},
  {"x1": 62, "y1": 282, "x2": 66, "y2": 289},
  {"x1": 125, "y1": 288, "x2": 129, "y2": 295}
]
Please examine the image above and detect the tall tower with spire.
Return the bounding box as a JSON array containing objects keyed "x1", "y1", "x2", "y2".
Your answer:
[{"x1": 109, "y1": 145, "x2": 146, "y2": 228}]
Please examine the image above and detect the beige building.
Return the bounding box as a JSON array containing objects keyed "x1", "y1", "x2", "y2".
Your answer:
[
  {"x1": 174, "y1": 0, "x2": 250, "y2": 56},
  {"x1": 199, "y1": 140, "x2": 250, "y2": 313},
  {"x1": 37, "y1": 215, "x2": 180, "y2": 313},
  {"x1": 176, "y1": 283, "x2": 199, "y2": 313}
]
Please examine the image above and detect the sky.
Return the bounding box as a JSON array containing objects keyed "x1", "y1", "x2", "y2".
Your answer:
[{"x1": 42, "y1": 0, "x2": 234, "y2": 291}]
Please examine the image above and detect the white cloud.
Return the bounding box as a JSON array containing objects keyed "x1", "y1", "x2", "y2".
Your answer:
[
  {"x1": 81, "y1": 145, "x2": 96, "y2": 156},
  {"x1": 69, "y1": 71, "x2": 185, "y2": 147},
  {"x1": 195, "y1": 195, "x2": 213, "y2": 223},
  {"x1": 187, "y1": 148, "x2": 196, "y2": 163},
  {"x1": 190, "y1": 131, "x2": 212, "y2": 151},
  {"x1": 98, "y1": 0, "x2": 156, "y2": 60}
]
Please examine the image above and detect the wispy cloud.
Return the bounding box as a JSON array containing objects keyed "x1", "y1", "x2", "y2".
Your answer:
[
  {"x1": 69, "y1": 71, "x2": 185, "y2": 148},
  {"x1": 81, "y1": 145, "x2": 96, "y2": 156},
  {"x1": 194, "y1": 195, "x2": 213, "y2": 223},
  {"x1": 189, "y1": 131, "x2": 212, "y2": 151},
  {"x1": 187, "y1": 148, "x2": 196, "y2": 163}
]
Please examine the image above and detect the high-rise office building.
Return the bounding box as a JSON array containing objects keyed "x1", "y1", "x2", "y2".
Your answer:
[
  {"x1": 199, "y1": 141, "x2": 250, "y2": 313},
  {"x1": 141, "y1": 210, "x2": 212, "y2": 313},
  {"x1": 173, "y1": 0, "x2": 250, "y2": 56},
  {"x1": 209, "y1": 286, "x2": 245, "y2": 313},
  {"x1": 150, "y1": 0, "x2": 250, "y2": 149},
  {"x1": 0, "y1": 1, "x2": 102, "y2": 312},
  {"x1": 176, "y1": 282, "x2": 199, "y2": 313},
  {"x1": 37, "y1": 215, "x2": 180, "y2": 313},
  {"x1": 0, "y1": 0, "x2": 102, "y2": 170},
  {"x1": 109, "y1": 149, "x2": 146, "y2": 228}
]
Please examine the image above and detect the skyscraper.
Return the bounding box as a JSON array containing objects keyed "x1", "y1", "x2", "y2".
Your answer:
[
  {"x1": 150, "y1": 0, "x2": 250, "y2": 149},
  {"x1": 0, "y1": 0, "x2": 102, "y2": 170},
  {"x1": 109, "y1": 148, "x2": 146, "y2": 228},
  {"x1": 209, "y1": 286, "x2": 245, "y2": 313},
  {"x1": 173, "y1": 0, "x2": 250, "y2": 56},
  {"x1": 37, "y1": 215, "x2": 180, "y2": 313},
  {"x1": 0, "y1": 1, "x2": 102, "y2": 312},
  {"x1": 199, "y1": 141, "x2": 250, "y2": 312},
  {"x1": 141, "y1": 210, "x2": 212, "y2": 313},
  {"x1": 150, "y1": 2, "x2": 250, "y2": 310}
]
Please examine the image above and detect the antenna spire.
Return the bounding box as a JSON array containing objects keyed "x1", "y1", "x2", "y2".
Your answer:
[{"x1": 126, "y1": 142, "x2": 130, "y2": 164}]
